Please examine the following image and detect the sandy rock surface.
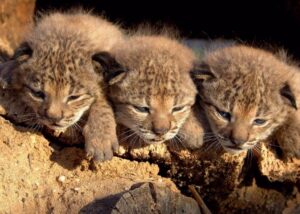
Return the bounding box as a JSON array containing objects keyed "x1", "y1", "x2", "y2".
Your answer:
[
  {"x1": 0, "y1": 3, "x2": 299, "y2": 212},
  {"x1": 0, "y1": 0, "x2": 35, "y2": 52},
  {"x1": 0, "y1": 116, "x2": 183, "y2": 213}
]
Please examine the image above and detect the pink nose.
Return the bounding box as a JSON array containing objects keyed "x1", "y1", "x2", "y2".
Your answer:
[{"x1": 45, "y1": 110, "x2": 63, "y2": 123}]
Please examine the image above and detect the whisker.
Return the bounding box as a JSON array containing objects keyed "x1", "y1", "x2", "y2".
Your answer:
[
  {"x1": 35, "y1": 123, "x2": 42, "y2": 132},
  {"x1": 130, "y1": 134, "x2": 139, "y2": 148},
  {"x1": 216, "y1": 142, "x2": 223, "y2": 153},
  {"x1": 174, "y1": 135, "x2": 187, "y2": 150},
  {"x1": 252, "y1": 145, "x2": 261, "y2": 157},
  {"x1": 173, "y1": 138, "x2": 180, "y2": 151},
  {"x1": 119, "y1": 130, "x2": 136, "y2": 144},
  {"x1": 74, "y1": 122, "x2": 82, "y2": 132},
  {"x1": 118, "y1": 128, "x2": 134, "y2": 137},
  {"x1": 176, "y1": 132, "x2": 186, "y2": 141},
  {"x1": 264, "y1": 143, "x2": 281, "y2": 148},
  {"x1": 204, "y1": 139, "x2": 219, "y2": 152},
  {"x1": 203, "y1": 135, "x2": 218, "y2": 141}
]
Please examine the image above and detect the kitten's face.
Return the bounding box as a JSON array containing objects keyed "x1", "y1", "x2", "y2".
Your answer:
[
  {"x1": 109, "y1": 65, "x2": 196, "y2": 144},
  {"x1": 202, "y1": 83, "x2": 286, "y2": 153},
  {"x1": 194, "y1": 65, "x2": 296, "y2": 154},
  {"x1": 114, "y1": 94, "x2": 194, "y2": 144},
  {"x1": 14, "y1": 46, "x2": 97, "y2": 131}
]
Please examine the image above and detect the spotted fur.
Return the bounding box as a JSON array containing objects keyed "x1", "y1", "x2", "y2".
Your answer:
[
  {"x1": 100, "y1": 35, "x2": 197, "y2": 144},
  {"x1": 192, "y1": 45, "x2": 298, "y2": 154},
  {"x1": 0, "y1": 11, "x2": 124, "y2": 161}
]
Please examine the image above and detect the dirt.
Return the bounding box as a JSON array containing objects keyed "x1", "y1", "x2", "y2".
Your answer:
[
  {"x1": 0, "y1": 3, "x2": 299, "y2": 212},
  {"x1": 0, "y1": 116, "x2": 181, "y2": 213},
  {"x1": 0, "y1": 0, "x2": 35, "y2": 51},
  {"x1": 0, "y1": 51, "x2": 299, "y2": 214}
]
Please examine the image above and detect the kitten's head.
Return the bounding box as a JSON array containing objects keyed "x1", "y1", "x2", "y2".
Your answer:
[
  {"x1": 5, "y1": 41, "x2": 104, "y2": 131},
  {"x1": 95, "y1": 36, "x2": 197, "y2": 144},
  {"x1": 192, "y1": 46, "x2": 297, "y2": 153}
]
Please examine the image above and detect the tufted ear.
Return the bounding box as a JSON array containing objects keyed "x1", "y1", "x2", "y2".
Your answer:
[
  {"x1": 0, "y1": 42, "x2": 32, "y2": 89},
  {"x1": 13, "y1": 42, "x2": 33, "y2": 61},
  {"x1": 0, "y1": 60, "x2": 17, "y2": 89},
  {"x1": 280, "y1": 83, "x2": 297, "y2": 110},
  {"x1": 0, "y1": 50, "x2": 10, "y2": 63},
  {"x1": 92, "y1": 51, "x2": 127, "y2": 85},
  {"x1": 191, "y1": 62, "x2": 217, "y2": 82}
]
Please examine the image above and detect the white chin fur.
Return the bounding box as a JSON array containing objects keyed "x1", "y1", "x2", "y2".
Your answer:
[
  {"x1": 223, "y1": 147, "x2": 246, "y2": 154},
  {"x1": 141, "y1": 132, "x2": 177, "y2": 144},
  {"x1": 222, "y1": 144, "x2": 255, "y2": 154}
]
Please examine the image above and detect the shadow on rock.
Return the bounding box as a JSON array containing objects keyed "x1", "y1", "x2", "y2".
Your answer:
[{"x1": 80, "y1": 182, "x2": 200, "y2": 214}]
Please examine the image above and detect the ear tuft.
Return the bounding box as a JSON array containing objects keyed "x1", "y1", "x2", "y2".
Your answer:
[
  {"x1": 191, "y1": 62, "x2": 216, "y2": 82},
  {"x1": 92, "y1": 51, "x2": 127, "y2": 85},
  {"x1": 0, "y1": 60, "x2": 17, "y2": 89},
  {"x1": 0, "y1": 42, "x2": 32, "y2": 89},
  {"x1": 280, "y1": 83, "x2": 297, "y2": 110}
]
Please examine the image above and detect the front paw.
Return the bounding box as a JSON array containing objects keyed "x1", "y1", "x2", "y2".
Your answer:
[{"x1": 84, "y1": 127, "x2": 119, "y2": 162}]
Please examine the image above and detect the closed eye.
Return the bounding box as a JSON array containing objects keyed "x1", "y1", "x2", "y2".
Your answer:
[
  {"x1": 26, "y1": 86, "x2": 45, "y2": 100},
  {"x1": 215, "y1": 107, "x2": 231, "y2": 121},
  {"x1": 133, "y1": 105, "x2": 150, "y2": 113},
  {"x1": 172, "y1": 106, "x2": 185, "y2": 113},
  {"x1": 252, "y1": 118, "x2": 267, "y2": 126},
  {"x1": 67, "y1": 95, "x2": 81, "y2": 102}
]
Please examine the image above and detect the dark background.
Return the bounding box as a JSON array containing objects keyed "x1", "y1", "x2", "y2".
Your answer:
[{"x1": 35, "y1": 0, "x2": 300, "y2": 58}]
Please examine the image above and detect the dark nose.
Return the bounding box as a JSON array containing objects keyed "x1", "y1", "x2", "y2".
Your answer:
[{"x1": 152, "y1": 127, "x2": 169, "y2": 136}]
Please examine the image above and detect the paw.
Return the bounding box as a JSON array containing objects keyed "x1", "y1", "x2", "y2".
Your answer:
[{"x1": 84, "y1": 127, "x2": 119, "y2": 162}]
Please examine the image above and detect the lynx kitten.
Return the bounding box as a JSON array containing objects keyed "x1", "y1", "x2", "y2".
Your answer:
[{"x1": 0, "y1": 11, "x2": 125, "y2": 161}]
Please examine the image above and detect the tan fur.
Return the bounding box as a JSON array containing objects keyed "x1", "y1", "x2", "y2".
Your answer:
[
  {"x1": 192, "y1": 45, "x2": 299, "y2": 155},
  {"x1": 178, "y1": 103, "x2": 210, "y2": 149},
  {"x1": 108, "y1": 35, "x2": 197, "y2": 144},
  {"x1": 31, "y1": 11, "x2": 123, "y2": 54},
  {"x1": 0, "y1": 11, "x2": 124, "y2": 161},
  {"x1": 0, "y1": 38, "x2": 12, "y2": 63}
]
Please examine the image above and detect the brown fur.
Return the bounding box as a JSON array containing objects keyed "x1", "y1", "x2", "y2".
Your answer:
[
  {"x1": 192, "y1": 45, "x2": 298, "y2": 155},
  {"x1": 178, "y1": 103, "x2": 211, "y2": 149},
  {"x1": 273, "y1": 64, "x2": 300, "y2": 158},
  {"x1": 106, "y1": 35, "x2": 197, "y2": 144},
  {"x1": 0, "y1": 11, "x2": 124, "y2": 161}
]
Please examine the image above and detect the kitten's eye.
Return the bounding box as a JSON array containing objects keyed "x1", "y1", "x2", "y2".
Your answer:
[
  {"x1": 172, "y1": 106, "x2": 185, "y2": 112},
  {"x1": 67, "y1": 95, "x2": 81, "y2": 102},
  {"x1": 133, "y1": 105, "x2": 150, "y2": 113},
  {"x1": 29, "y1": 88, "x2": 45, "y2": 100},
  {"x1": 253, "y1": 118, "x2": 267, "y2": 126},
  {"x1": 216, "y1": 108, "x2": 231, "y2": 121}
]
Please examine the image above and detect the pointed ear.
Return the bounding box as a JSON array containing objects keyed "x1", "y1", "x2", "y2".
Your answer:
[
  {"x1": 13, "y1": 42, "x2": 33, "y2": 61},
  {"x1": 191, "y1": 62, "x2": 217, "y2": 82},
  {"x1": 92, "y1": 51, "x2": 127, "y2": 85},
  {"x1": 0, "y1": 42, "x2": 32, "y2": 89},
  {"x1": 280, "y1": 83, "x2": 297, "y2": 110},
  {"x1": 0, "y1": 50, "x2": 11, "y2": 63},
  {"x1": 0, "y1": 60, "x2": 18, "y2": 89}
]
